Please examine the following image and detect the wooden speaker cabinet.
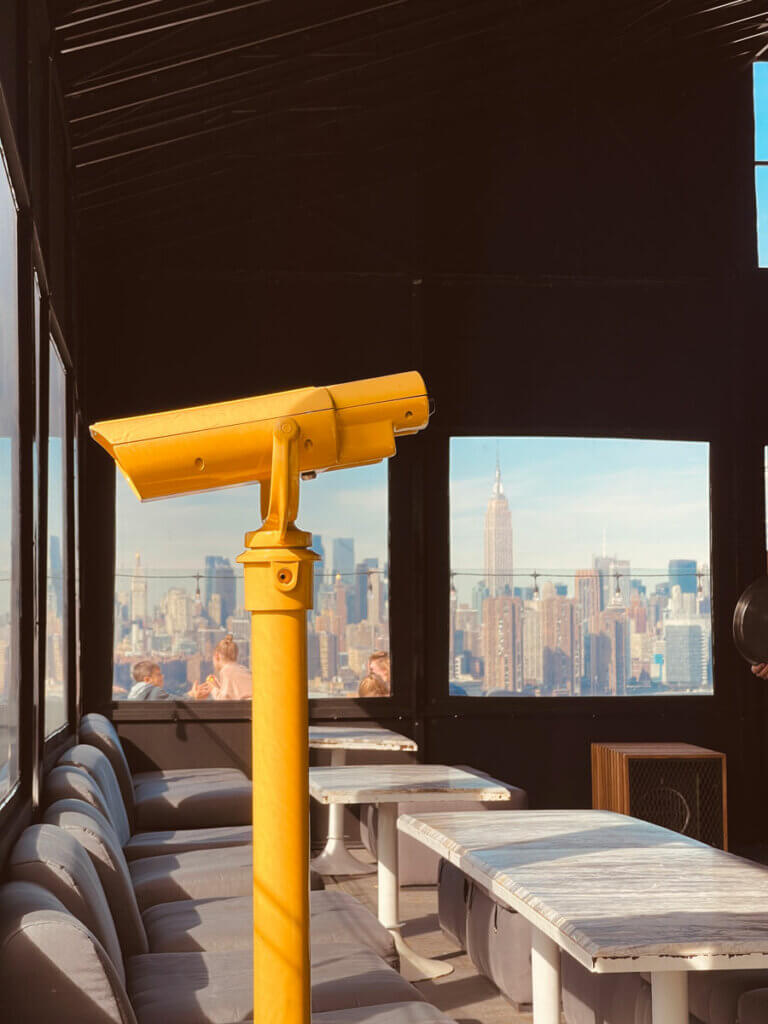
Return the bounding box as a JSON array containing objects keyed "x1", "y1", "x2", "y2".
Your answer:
[{"x1": 591, "y1": 742, "x2": 727, "y2": 849}]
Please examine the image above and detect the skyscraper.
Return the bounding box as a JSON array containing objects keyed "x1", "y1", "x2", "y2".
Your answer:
[
  {"x1": 333, "y1": 537, "x2": 355, "y2": 579},
  {"x1": 483, "y1": 458, "x2": 514, "y2": 597},
  {"x1": 668, "y1": 559, "x2": 697, "y2": 596},
  {"x1": 204, "y1": 556, "x2": 236, "y2": 624},
  {"x1": 481, "y1": 595, "x2": 523, "y2": 692},
  {"x1": 130, "y1": 552, "x2": 147, "y2": 624}
]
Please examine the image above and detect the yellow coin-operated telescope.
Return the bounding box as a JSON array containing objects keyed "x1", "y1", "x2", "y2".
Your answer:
[{"x1": 91, "y1": 371, "x2": 430, "y2": 1024}]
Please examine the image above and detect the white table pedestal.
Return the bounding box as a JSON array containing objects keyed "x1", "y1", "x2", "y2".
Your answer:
[
  {"x1": 377, "y1": 804, "x2": 453, "y2": 981},
  {"x1": 651, "y1": 972, "x2": 688, "y2": 1024},
  {"x1": 531, "y1": 929, "x2": 561, "y2": 1024},
  {"x1": 310, "y1": 750, "x2": 376, "y2": 876}
]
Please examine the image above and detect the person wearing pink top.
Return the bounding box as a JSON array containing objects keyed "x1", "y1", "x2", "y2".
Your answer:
[{"x1": 197, "y1": 634, "x2": 252, "y2": 700}]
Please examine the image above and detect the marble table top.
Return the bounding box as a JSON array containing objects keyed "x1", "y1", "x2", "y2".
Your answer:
[
  {"x1": 397, "y1": 808, "x2": 768, "y2": 973},
  {"x1": 309, "y1": 725, "x2": 417, "y2": 752},
  {"x1": 309, "y1": 764, "x2": 515, "y2": 805}
]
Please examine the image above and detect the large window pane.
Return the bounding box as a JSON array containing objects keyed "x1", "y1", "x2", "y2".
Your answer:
[
  {"x1": 45, "y1": 341, "x2": 67, "y2": 735},
  {"x1": 113, "y1": 461, "x2": 389, "y2": 700},
  {"x1": 449, "y1": 437, "x2": 712, "y2": 696},
  {"x1": 0, "y1": 146, "x2": 19, "y2": 798}
]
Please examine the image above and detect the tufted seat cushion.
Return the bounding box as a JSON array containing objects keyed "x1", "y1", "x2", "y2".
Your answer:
[
  {"x1": 80, "y1": 713, "x2": 250, "y2": 831},
  {"x1": 129, "y1": 844, "x2": 252, "y2": 910},
  {"x1": 124, "y1": 824, "x2": 251, "y2": 861},
  {"x1": 132, "y1": 769, "x2": 251, "y2": 830},
  {"x1": 142, "y1": 889, "x2": 396, "y2": 965},
  {"x1": 127, "y1": 944, "x2": 423, "y2": 1024},
  {"x1": 311, "y1": 1005, "x2": 457, "y2": 1023},
  {"x1": 0, "y1": 881, "x2": 137, "y2": 1024}
]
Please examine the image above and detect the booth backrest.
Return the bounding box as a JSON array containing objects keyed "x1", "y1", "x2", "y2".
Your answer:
[
  {"x1": 44, "y1": 764, "x2": 116, "y2": 828},
  {"x1": 0, "y1": 880, "x2": 137, "y2": 1024},
  {"x1": 43, "y1": 799, "x2": 149, "y2": 959},
  {"x1": 58, "y1": 744, "x2": 132, "y2": 846},
  {"x1": 8, "y1": 825, "x2": 127, "y2": 983},
  {"x1": 80, "y1": 713, "x2": 136, "y2": 827}
]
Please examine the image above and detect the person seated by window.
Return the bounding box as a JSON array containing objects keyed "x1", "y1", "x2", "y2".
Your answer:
[
  {"x1": 195, "y1": 634, "x2": 252, "y2": 700},
  {"x1": 358, "y1": 674, "x2": 389, "y2": 697},
  {"x1": 367, "y1": 650, "x2": 390, "y2": 693},
  {"x1": 127, "y1": 660, "x2": 175, "y2": 701}
]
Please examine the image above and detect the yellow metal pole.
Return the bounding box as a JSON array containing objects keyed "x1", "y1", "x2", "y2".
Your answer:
[{"x1": 239, "y1": 419, "x2": 317, "y2": 1024}]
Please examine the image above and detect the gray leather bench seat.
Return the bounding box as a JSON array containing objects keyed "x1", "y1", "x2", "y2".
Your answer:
[
  {"x1": 124, "y1": 823, "x2": 251, "y2": 861},
  {"x1": 0, "y1": 881, "x2": 430, "y2": 1024},
  {"x1": 80, "y1": 712, "x2": 251, "y2": 830},
  {"x1": 360, "y1": 771, "x2": 528, "y2": 886},
  {"x1": 127, "y1": 944, "x2": 419, "y2": 1024},
  {"x1": 562, "y1": 950, "x2": 768, "y2": 1024},
  {"x1": 58, "y1": 741, "x2": 251, "y2": 846},
  {"x1": 312, "y1": 1007, "x2": 456, "y2": 1023},
  {"x1": 0, "y1": 828, "x2": 440, "y2": 1024},
  {"x1": 143, "y1": 890, "x2": 397, "y2": 966},
  {"x1": 44, "y1": 759, "x2": 323, "y2": 895},
  {"x1": 42, "y1": 804, "x2": 389, "y2": 963},
  {"x1": 128, "y1": 843, "x2": 253, "y2": 910}
]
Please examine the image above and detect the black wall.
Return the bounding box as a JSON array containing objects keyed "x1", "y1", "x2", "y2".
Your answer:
[{"x1": 79, "y1": 63, "x2": 768, "y2": 850}]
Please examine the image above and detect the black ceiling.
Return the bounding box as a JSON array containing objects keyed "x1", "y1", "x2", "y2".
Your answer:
[{"x1": 49, "y1": 0, "x2": 768, "y2": 254}]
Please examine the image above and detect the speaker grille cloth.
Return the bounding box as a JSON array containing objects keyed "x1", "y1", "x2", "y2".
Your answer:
[{"x1": 627, "y1": 757, "x2": 724, "y2": 848}]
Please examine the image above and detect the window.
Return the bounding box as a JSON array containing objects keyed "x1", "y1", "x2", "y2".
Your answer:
[
  {"x1": 449, "y1": 437, "x2": 712, "y2": 696},
  {"x1": 754, "y1": 63, "x2": 768, "y2": 265},
  {"x1": 0, "y1": 144, "x2": 19, "y2": 796},
  {"x1": 113, "y1": 461, "x2": 389, "y2": 700},
  {"x1": 45, "y1": 339, "x2": 68, "y2": 735}
]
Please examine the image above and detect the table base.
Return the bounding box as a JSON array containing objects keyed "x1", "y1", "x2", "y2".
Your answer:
[
  {"x1": 310, "y1": 749, "x2": 376, "y2": 877},
  {"x1": 378, "y1": 803, "x2": 454, "y2": 982}
]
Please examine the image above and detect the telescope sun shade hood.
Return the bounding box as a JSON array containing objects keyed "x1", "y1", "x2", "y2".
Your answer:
[{"x1": 90, "y1": 371, "x2": 430, "y2": 501}]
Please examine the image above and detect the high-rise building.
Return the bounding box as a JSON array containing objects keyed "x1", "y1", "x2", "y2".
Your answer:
[
  {"x1": 481, "y1": 595, "x2": 524, "y2": 692},
  {"x1": 333, "y1": 538, "x2": 355, "y2": 579},
  {"x1": 665, "y1": 624, "x2": 704, "y2": 687},
  {"x1": 130, "y1": 552, "x2": 148, "y2": 624},
  {"x1": 204, "y1": 556, "x2": 236, "y2": 624},
  {"x1": 164, "y1": 587, "x2": 192, "y2": 636},
  {"x1": 333, "y1": 573, "x2": 348, "y2": 652},
  {"x1": 668, "y1": 559, "x2": 697, "y2": 595},
  {"x1": 592, "y1": 556, "x2": 630, "y2": 610},
  {"x1": 483, "y1": 458, "x2": 514, "y2": 597},
  {"x1": 208, "y1": 592, "x2": 223, "y2": 626}
]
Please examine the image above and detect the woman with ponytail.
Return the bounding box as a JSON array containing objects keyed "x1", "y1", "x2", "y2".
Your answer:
[{"x1": 199, "y1": 633, "x2": 252, "y2": 699}]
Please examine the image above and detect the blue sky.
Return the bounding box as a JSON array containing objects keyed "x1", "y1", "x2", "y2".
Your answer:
[
  {"x1": 115, "y1": 460, "x2": 389, "y2": 580},
  {"x1": 450, "y1": 437, "x2": 710, "y2": 604}
]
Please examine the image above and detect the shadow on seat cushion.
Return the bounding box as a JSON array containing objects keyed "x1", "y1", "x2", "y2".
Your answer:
[{"x1": 128, "y1": 944, "x2": 423, "y2": 1024}]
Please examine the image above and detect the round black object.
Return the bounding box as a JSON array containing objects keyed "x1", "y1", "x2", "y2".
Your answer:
[{"x1": 733, "y1": 576, "x2": 768, "y2": 665}]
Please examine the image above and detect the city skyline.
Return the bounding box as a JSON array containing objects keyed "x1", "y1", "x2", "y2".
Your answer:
[
  {"x1": 114, "y1": 460, "x2": 388, "y2": 572},
  {"x1": 451, "y1": 437, "x2": 711, "y2": 606},
  {"x1": 450, "y1": 437, "x2": 713, "y2": 696},
  {"x1": 113, "y1": 460, "x2": 390, "y2": 697}
]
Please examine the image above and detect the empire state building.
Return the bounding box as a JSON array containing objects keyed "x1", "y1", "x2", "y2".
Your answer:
[{"x1": 484, "y1": 459, "x2": 514, "y2": 596}]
